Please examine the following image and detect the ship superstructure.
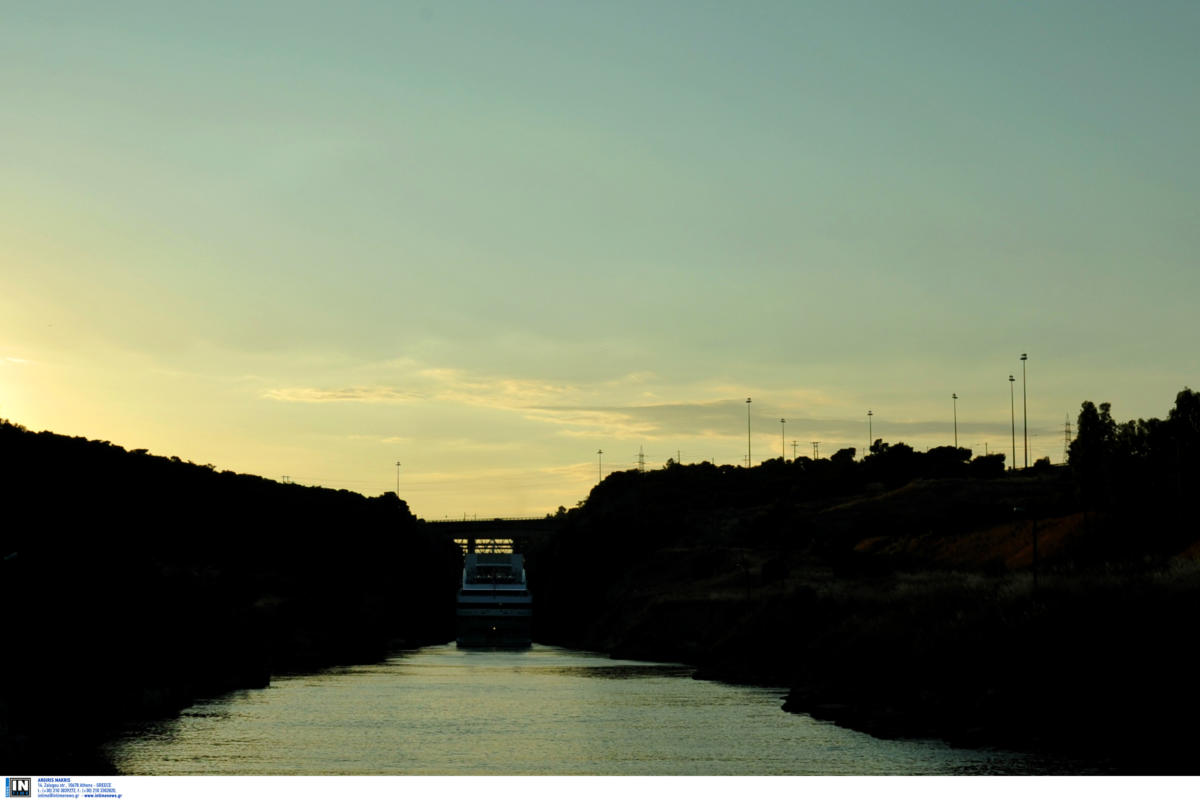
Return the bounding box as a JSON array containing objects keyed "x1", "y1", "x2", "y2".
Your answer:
[{"x1": 455, "y1": 551, "x2": 533, "y2": 647}]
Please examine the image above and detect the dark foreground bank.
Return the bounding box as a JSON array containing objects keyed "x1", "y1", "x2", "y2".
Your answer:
[{"x1": 0, "y1": 420, "x2": 460, "y2": 772}]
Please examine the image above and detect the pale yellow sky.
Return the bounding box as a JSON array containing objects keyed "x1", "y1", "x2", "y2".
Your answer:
[{"x1": 3, "y1": 2, "x2": 1198, "y2": 517}]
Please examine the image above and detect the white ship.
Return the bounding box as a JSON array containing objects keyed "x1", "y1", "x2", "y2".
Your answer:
[{"x1": 456, "y1": 552, "x2": 533, "y2": 647}]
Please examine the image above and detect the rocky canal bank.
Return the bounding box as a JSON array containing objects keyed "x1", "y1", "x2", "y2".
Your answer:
[{"x1": 529, "y1": 465, "x2": 1200, "y2": 774}]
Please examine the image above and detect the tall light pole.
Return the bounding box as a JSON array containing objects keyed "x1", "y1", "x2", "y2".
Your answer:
[
  {"x1": 780, "y1": 418, "x2": 786, "y2": 461},
  {"x1": 597, "y1": 449, "x2": 603, "y2": 483},
  {"x1": 745, "y1": 397, "x2": 752, "y2": 468},
  {"x1": 952, "y1": 393, "x2": 958, "y2": 449},
  {"x1": 792, "y1": 439, "x2": 799, "y2": 460},
  {"x1": 1021, "y1": 353, "x2": 1028, "y2": 468},
  {"x1": 867, "y1": 409, "x2": 873, "y2": 456},
  {"x1": 1009, "y1": 375, "x2": 1016, "y2": 471},
  {"x1": 395, "y1": 461, "x2": 401, "y2": 496}
]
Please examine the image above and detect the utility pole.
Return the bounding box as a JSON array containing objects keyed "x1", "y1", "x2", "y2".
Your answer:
[
  {"x1": 867, "y1": 409, "x2": 873, "y2": 456},
  {"x1": 780, "y1": 418, "x2": 786, "y2": 461},
  {"x1": 395, "y1": 461, "x2": 402, "y2": 497},
  {"x1": 597, "y1": 449, "x2": 603, "y2": 483},
  {"x1": 746, "y1": 397, "x2": 752, "y2": 468},
  {"x1": 1021, "y1": 353, "x2": 1029, "y2": 468},
  {"x1": 792, "y1": 440, "x2": 799, "y2": 460},
  {"x1": 811, "y1": 441, "x2": 820, "y2": 459},
  {"x1": 952, "y1": 393, "x2": 958, "y2": 449},
  {"x1": 1009, "y1": 375, "x2": 1016, "y2": 470}
]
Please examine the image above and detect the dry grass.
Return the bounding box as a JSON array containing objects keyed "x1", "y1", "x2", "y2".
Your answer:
[{"x1": 854, "y1": 512, "x2": 1100, "y2": 569}]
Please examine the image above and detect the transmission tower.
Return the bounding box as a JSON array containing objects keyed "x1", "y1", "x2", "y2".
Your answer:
[
  {"x1": 638, "y1": 446, "x2": 645, "y2": 473},
  {"x1": 811, "y1": 441, "x2": 820, "y2": 459},
  {"x1": 1063, "y1": 414, "x2": 1072, "y2": 464}
]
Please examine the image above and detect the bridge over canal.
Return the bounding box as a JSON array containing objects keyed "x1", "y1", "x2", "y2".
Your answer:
[{"x1": 423, "y1": 516, "x2": 561, "y2": 554}]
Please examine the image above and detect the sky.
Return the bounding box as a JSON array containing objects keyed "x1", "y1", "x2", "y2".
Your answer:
[{"x1": 2, "y1": 1, "x2": 1198, "y2": 519}]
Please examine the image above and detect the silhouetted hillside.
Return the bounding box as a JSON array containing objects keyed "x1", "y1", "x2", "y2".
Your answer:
[
  {"x1": 529, "y1": 389, "x2": 1200, "y2": 773},
  {"x1": 0, "y1": 420, "x2": 460, "y2": 772}
]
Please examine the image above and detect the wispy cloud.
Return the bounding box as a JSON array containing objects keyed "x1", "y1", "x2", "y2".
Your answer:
[
  {"x1": 420, "y1": 367, "x2": 576, "y2": 408},
  {"x1": 523, "y1": 402, "x2": 1064, "y2": 444},
  {"x1": 345, "y1": 434, "x2": 411, "y2": 445},
  {"x1": 265, "y1": 364, "x2": 581, "y2": 409},
  {"x1": 524, "y1": 407, "x2": 661, "y2": 439},
  {"x1": 264, "y1": 386, "x2": 423, "y2": 403},
  {"x1": 2, "y1": 356, "x2": 33, "y2": 365},
  {"x1": 517, "y1": 400, "x2": 734, "y2": 439},
  {"x1": 263, "y1": 363, "x2": 876, "y2": 442}
]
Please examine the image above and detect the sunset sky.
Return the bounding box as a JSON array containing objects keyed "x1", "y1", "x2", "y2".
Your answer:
[{"x1": 2, "y1": 1, "x2": 1197, "y2": 518}]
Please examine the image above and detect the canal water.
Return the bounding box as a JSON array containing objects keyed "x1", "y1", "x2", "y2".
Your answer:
[{"x1": 103, "y1": 644, "x2": 1091, "y2": 775}]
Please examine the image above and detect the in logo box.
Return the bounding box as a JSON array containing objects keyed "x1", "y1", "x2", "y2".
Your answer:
[{"x1": 5, "y1": 778, "x2": 31, "y2": 798}]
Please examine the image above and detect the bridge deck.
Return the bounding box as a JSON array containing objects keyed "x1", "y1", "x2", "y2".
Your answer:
[{"x1": 424, "y1": 517, "x2": 560, "y2": 553}]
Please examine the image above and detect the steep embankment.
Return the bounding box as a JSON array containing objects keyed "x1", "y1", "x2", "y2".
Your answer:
[
  {"x1": 0, "y1": 420, "x2": 460, "y2": 772},
  {"x1": 530, "y1": 465, "x2": 1200, "y2": 773}
]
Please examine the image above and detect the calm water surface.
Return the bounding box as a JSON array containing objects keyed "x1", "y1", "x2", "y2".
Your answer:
[{"x1": 105, "y1": 644, "x2": 1090, "y2": 775}]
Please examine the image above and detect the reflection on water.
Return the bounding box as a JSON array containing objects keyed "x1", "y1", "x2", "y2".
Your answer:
[
  {"x1": 104, "y1": 644, "x2": 1094, "y2": 775},
  {"x1": 512, "y1": 663, "x2": 695, "y2": 680}
]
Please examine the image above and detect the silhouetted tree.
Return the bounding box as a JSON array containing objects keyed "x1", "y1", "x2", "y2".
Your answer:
[
  {"x1": 1165, "y1": 387, "x2": 1200, "y2": 499},
  {"x1": 924, "y1": 446, "x2": 973, "y2": 477},
  {"x1": 1066, "y1": 388, "x2": 1199, "y2": 511},
  {"x1": 1069, "y1": 401, "x2": 1116, "y2": 504},
  {"x1": 830, "y1": 447, "x2": 856, "y2": 465},
  {"x1": 968, "y1": 452, "x2": 1006, "y2": 478},
  {"x1": 863, "y1": 440, "x2": 916, "y2": 485}
]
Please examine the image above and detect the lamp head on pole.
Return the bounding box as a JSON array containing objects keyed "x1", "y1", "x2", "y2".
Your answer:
[
  {"x1": 1009, "y1": 375, "x2": 1015, "y2": 383},
  {"x1": 1021, "y1": 353, "x2": 1027, "y2": 361}
]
